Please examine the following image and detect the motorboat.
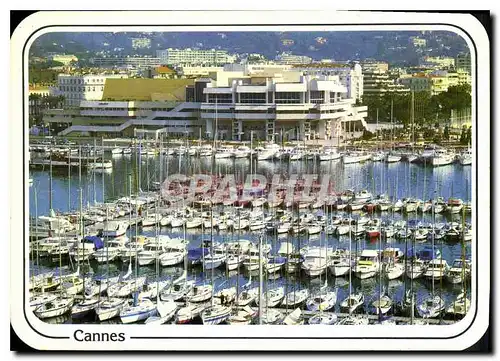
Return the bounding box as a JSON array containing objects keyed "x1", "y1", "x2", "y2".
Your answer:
[
  {"x1": 353, "y1": 250, "x2": 379, "y2": 280},
  {"x1": 102, "y1": 220, "x2": 128, "y2": 237},
  {"x1": 405, "y1": 258, "x2": 427, "y2": 280},
  {"x1": 257, "y1": 143, "x2": 280, "y2": 161},
  {"x1": 233, "y1": 146, "x2": 251, "y2": 159},
  {"x1": 431, "y1": 148, "x2": 455, "y2": 167},
  {"x1": 301, "y1": 247, "x2": 329, "y2": 277},
  {"x1": 159, "y1": 245, "x2": 188, "y2": 267},
  {"x1": 423, "y1": 259, "x2": 449, "y2": 281},
  {"x1": 137, "y1": 243, "x2": 165, "y2": 266},
  {"x1": 202, "y1": 252, "x2": 226, "y2": 270},
  {"x1": 265, "y1": 256, "x2": 286, "y2": 274},
  {"x1": 214, "y1": 147, "x2": 234, "y2": 159},
  {"x1": 446, "y1": 259, "x2": 471, "y2": 284},
  {"x1": 458, "y1": 148, "x2": 472, "y2": 166}
]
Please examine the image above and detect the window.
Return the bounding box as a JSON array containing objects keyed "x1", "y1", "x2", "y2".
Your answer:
[
  {"x1": 275, "y1": 92, "x2": 301, "y2": 104},
  {"x1": 207, "y1": 93, "x2": 233, "y2": 103},
  {"x1": 310, "y1": 91, "x2": 324, "y2": 104},
  {"x1": 239, "y1": 92, "x2": 266, "y2": 104}
]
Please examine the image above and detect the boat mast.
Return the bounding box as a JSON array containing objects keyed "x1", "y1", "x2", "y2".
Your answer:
[
  {"x1": 258, "y1": 234, "x2": 263, "y2": 325},
  {"x1": 68, "y1": 145, "x2": 71, "y2": 211},
  {"x1": 102, "y1": 137, "x2": 105, "y2": 204},
  {"x1": 49, "y1": 146, "x2": 53, "y2": 214},
  {"x1": 93, "y1": 138, "x2": 97, "y2": 206}
]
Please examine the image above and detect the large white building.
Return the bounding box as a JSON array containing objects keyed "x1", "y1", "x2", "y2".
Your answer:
[
  {"x1": 90, "y1": 57, "x2": 162, "y2": 68},
  {"x1": 156, "y1": 48, "x2": 236, "y2": 66},
  {"x1": 275, "y1": 52, "x2": 313, "y2": 65},
  {"x1": 44, "y1": 70, "x2": 367, "y2": 141},
  {"x1": 292, "y1": 63, "x2": 364, "y2": 102},
  {"x1": 54, "y1": 73, "x2": 128, "y2": 107}
]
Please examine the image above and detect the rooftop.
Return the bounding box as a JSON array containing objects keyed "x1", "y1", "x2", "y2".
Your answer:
[{"x1": 102, "y1": 78, "x2": 194, "y2": 101}]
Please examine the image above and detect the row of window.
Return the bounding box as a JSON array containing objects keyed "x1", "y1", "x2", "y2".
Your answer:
[
  {"x1": 59, "y1": 78, "x2": 106, "y2": 85},
  {"x1": 59, "y1": 86, "x2": 103, "y2": 92}
]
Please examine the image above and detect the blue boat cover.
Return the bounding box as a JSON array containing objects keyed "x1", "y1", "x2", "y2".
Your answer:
[{"x1": 84, "y1": 236, "x2": 103, "y2": 249}]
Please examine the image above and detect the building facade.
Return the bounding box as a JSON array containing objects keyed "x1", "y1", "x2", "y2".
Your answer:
[
  {"x1": 361, "y1": 61, "x2": 389, "y2": 73},
  {"x1": 44, "y1": 71, "x2": 367, "y2": 141},
  {"x1": 456, "y1": 52, "x2": 471, "y2": 74},
  {"x1": 90, "y1": 57, "x2": 162, "y2": 68},
  {"x1": 54, "y1": 73, "x2": 128, "y2": 107},
  {"x1": 156, "y1": 48, "x2": 235, "y2": 66},
  {"x1": 420, "y1": 56, "x2": 455, "y2": 69},
  {"x1": 275, "y1": 52, "x2": 313, "y2": 65},
  {"x1": 363, "y1": 70, "x2": 410, "y2": 97},
  {"x1": 131, "y1": 38, "x2": 151, "y2": 49},
  {"x1": 50, "y1": 54, "x2": 78, "y2": 65},
  {"x1": 399, "y1": 69, "x2": 471, "y2": 95},
  {"x1": 292, "y1": 63, "x2": 364, "y2": 102}
]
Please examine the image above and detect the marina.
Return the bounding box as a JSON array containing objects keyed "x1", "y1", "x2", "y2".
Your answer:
[{"x1": 28, "y1": 140, "x2": 472, "y2": 326}]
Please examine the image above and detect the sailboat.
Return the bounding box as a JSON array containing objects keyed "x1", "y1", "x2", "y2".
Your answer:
[
  {"x1": 340, "y1": 218, "x2": 365, "y2": 316},
  {"x1": 201, "y1": 205, "x2": 232, "y2": 325},
  {"x1": 144, "y1": 300, "x2": 178, "y2": 325}
]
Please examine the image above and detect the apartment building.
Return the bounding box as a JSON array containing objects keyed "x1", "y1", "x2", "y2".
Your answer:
[{"x1": 156, "y1": 48, "x2": 236, "y2": 66}]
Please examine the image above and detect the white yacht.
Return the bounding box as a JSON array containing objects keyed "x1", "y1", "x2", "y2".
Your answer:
[
  {"x1": 431, "y1": 148, "x2": 455, "y2": 167},
  {"x1": 102, "y1": 220, "x2": 128, "y2": 237},
  {"x1": 458, "y1": 148, "x2": 472, "y2": 165},
  {"x1": 423, "y1": 259, "x2": 450, "y2": 281},
  {"x1": 257, "y1": 143, "x2": 280, "y2": 161},
  {"x1": 353, "y1": 250, "x2": 380, "y2": 280},
  {"x1": 120, "y1": 298, "x2": 157, "y2": 324},
  {"x1": 233, "y1": 145, "x2": 251, "y2": 158},
  {"x1": 301, "y1": 247, "x2": 329, "y2": 277},
  {"x1": 319, "y1": 146, "x2": 342, "y2": 161},
  {"x1": 214, "y1": 147, "x2": 234, "y2": 159}
]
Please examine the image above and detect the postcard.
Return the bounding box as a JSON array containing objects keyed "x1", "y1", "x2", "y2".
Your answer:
[{"x1": 10, "y1": 10, "x2": 490, "y2": 351}]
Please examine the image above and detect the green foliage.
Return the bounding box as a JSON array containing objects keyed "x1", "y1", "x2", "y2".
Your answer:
[{"x1": 362, "y1": 84, "x2": 471, "y2": 127}]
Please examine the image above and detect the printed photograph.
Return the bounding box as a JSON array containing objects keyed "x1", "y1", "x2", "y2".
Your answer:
[{"x1": 27, "y1": 28, "x2": 473, "y2": 328}]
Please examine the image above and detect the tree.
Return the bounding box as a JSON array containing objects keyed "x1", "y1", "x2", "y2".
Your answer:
[{"x1": 443, "y1": 125, "x2": 450, "y2": 141}]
